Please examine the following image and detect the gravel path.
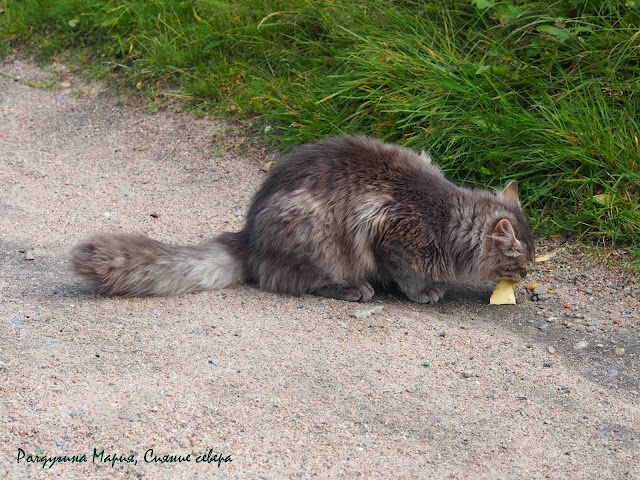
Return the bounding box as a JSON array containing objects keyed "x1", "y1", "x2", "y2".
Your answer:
[{"x1": 1, "y1": 58, "x2": 639, "y2": 479}]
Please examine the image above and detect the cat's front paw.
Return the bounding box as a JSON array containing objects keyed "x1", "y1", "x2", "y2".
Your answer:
[{"x1": 406, "y1": 286, "x2": 445, "y2": 304}]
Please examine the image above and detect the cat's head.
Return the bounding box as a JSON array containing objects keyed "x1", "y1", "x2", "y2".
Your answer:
[{"x1": 478, "y1": 181, "x2": 535, "y2": 283}]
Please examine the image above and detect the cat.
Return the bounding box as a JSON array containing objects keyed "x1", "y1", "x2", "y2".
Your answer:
[{"x1": 71, "y1": 135, "x2": 535, "y2": 303}]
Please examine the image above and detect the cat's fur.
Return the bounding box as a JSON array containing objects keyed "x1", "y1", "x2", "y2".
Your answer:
[{"x1": 71, "y1": 135, "x2": 535, "y2": 303}]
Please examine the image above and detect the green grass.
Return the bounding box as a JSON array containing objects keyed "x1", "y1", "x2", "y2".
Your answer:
[{"x1": 1, "y1": 0, "x2": 639, "y2": 256}]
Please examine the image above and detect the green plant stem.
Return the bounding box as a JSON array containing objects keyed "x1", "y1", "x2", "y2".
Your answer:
[{"x1": 0, "y1": 70, "x2": 58, "y2": 89}]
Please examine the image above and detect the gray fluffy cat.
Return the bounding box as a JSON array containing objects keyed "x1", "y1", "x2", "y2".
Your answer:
[{"x1": 71, "y1": 135, "x2": 535, "y2": 303}]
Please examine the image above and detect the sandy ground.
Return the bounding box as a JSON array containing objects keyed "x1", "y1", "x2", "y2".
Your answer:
[{"x1": 1, "y1": 58, "x2": 639, "y2": 479}]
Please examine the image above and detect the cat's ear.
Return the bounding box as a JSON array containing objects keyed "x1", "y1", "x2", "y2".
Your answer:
[
  {"x1": 500, "y1": 180, "x2": 519, "y2": 203},
  {"x1": 490, "y1": 219, "x2": 524, "y2": 257}
]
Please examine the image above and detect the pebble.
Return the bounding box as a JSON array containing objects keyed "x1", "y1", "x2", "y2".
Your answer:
[
  {"x1": 118, "y1": 412, "x2": 139, "y2": 422},
  {"x1": 537, "y1": 323, "x2": 549, "y2": 331},
  {"x1": 24, "y1": 251, "x2": 35, "y2": 260},
  {"x1": 9, "y1": 314, "x2": 24, "y2": 325},
  {"x1": 349, "y1": 305, "x2": 383, "y2": 319},
  {"x1": 606, "y1": 369, "x2": 619, "y2": 378},
  {"x1": 533, "y1": 285, "x2": 547, "y2": 296},
  {"x1": 573, "y1": 341, "x2": 589, "y2": 351},
  {"x1": 462, "y1": 370, "x2": 474, "y2": 378},
  {"x1": 547, "y1": 346, "x2": 556, "y2": 355},
  {"x1": 614, "y1": 347, "x2": 625, "y2": 356},
  {"x1": 543, "y1": 361, "x2": 553, "y2": 368},
  {"x1": 0, "y1": 361, "x2": 6, "y2": 370}
]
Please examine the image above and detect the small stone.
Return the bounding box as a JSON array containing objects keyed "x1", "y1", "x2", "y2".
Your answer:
[
  {"x1": 543, "y1": 361, "x2": 553, "y2": 368},
  {"x1": 349, "y1": 305, "x2": 383, "y2": 319},
  {"x1": 606, "y1": 369, "x2": 619, "y2": 378},
  {"x1": 462, "y1": 370, "x2": 474, "y2": 378},
  {"x1": 543, "y1": 311, "x2": 554, "y2": 318},
  {"x1": 233, "y1": 211, "x2": 243, "y2": 218},
  {"x1": 422, "y1": 360, "x2": 431, "y2": 367},
  {"x1": 586, "y1": 325, "x2": 597, "y2": 333},
  {"x1": 118, "y1": 412, "x2": 139, "y2": 422},
  {"x1": 533, "y1": 285, "x2": 547, "y2": 296},
  {"x1": 438, "y1": 332, "x2": 446, "y2": 337},
  {"x1": 208, "y1": 360, "x2": 219, "y2": 366},
  {"x1": 0, "y1": 361, "x2": 6, "y2": 370},
  {"x1": 537, "y1": 323, "x2": 549, "y2": 331},
  {"x1": 184, "y1": 165, "x2": 196, "y2": 171},
  {"x1": 565, "y1": 322, "x2": 576, "y2": 329},
  {"x1": 547, "y1": 346, "x2": 556, "y2": 355},
  {"x1": 614, "y1": 347, "x2": 625, "y2": 356},
  {"x1": 9, "y1": 314, "x2": 24, "y2": 325},
  {"x1": 24, "y1": 251, "x2": 35, "y2": 260},
  {"x1": 595, "y1": 343, "x2": 605, "y2": 348},
  {"x1": 573, "y1": 341, "x2": 589, "y2": 351},
  {"x1": 546, "y1": 316, "x2": 558, "y2": 323},
  {"x1": 103, "y1": 212, "x2": 111, "y2": 218},
  {"x1": 613, "y1": 319, "x2": 622, "y2": 325}
]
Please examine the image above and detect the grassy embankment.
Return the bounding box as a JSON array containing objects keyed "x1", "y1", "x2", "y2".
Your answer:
[{"x1": 1, "y1": 0, "x2": 638, "y2": 258}]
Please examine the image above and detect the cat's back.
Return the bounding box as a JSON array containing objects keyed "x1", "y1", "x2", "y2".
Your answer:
[{"x1": 254, "y1": 135, "x2": 447, "y2": 202}]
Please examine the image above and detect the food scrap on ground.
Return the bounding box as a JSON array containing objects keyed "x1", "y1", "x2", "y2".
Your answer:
[{"x1": 490, "y1": 280, "x2": 517, "y2": 305}]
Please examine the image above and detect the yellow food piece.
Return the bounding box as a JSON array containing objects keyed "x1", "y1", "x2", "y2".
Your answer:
[
  {"x1": 535, "y1": 249, "x2": 559, "y2": 263},
  {"x1": 490, "y1": 280, "x2": 516, "y2": 305}
]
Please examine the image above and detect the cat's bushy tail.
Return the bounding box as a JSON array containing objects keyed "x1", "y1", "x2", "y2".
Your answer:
[{"x1": 70, "y1": 233, "x2": 245, "y2": 296}]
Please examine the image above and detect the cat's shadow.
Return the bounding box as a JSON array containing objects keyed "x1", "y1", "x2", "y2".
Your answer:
[{"x1": 374, "y1": 282, "x2": 491, "y2": 307}]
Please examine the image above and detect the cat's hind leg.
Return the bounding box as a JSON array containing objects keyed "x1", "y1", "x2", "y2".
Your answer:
[{"x1": 311, "y1": 282, "x2": 374, "y2": 302}]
